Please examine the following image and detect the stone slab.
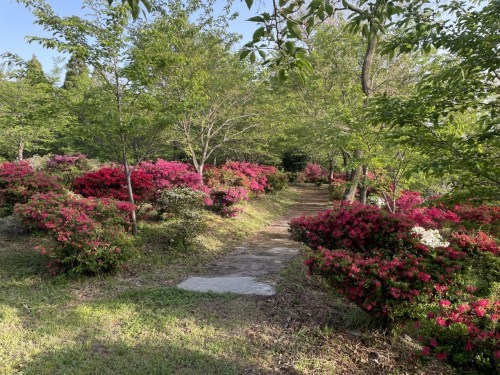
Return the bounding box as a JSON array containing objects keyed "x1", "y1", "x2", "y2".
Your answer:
[{"x1": 177, "y1": 276, "x2": 276, "y2": 296}]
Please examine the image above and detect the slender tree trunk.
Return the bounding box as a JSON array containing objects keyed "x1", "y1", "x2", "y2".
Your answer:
[
  {"x1": 345, "y1": 34, "x2": 378, "y2": 202},
  {"x1": 121, "y1": 135, "x2": 138, "y2": 236},
  {"x1": 343, "y1": 156, "x2": 363, "y2": 202},
  {"x1": 359, "y1": 165, "x2": 368, "y2": 204},
  {"x1": 328, "y1": 152, "x2": 335, "y2": 181},
  {"x1": 18, "y1": 139, "x2": 24, "y2": 161}
]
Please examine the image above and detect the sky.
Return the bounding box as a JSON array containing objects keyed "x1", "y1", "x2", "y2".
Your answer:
[{"x1": 0, "y1": 0, "x2": 266, "y2": 76}]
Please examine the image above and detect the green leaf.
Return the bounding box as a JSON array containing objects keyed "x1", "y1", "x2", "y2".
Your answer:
[
  {"x1": 287, "y1": 21, "x2": 303, "y2": 40},
  {"x1": 247, "y1": 16, "x2": 265, "y2": 23},
  {"x1": 245, "y1": 0, "x2": 254, "y2": 10},
  {"x1": 239, "y1": 49, "x2": 251, "y2": 60},
  {"x1": 252, "y1": 27, "x2": 265, "y2": 41}
]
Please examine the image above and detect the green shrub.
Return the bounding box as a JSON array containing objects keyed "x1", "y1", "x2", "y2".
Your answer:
[
  {"x1": 265, "y1": 171, "x2": 288, "y2": 193},
  {"x1": 155, "y1": 188, "x2": 206, "y2": 246}
]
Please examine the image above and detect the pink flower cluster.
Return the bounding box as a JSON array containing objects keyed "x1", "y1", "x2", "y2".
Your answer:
[
  {"x1": 418, "y1": 297, "x2": 499, "y2": 371},
  {"x1": 290, "y1": 202, "x2": 415, "y2": 252},
  {"x1": 221, "y1": 161, "x2": 277, "y2": 194},
  {"x1": 0, "y1": 161, "x2": 63, "y2": 211},
  {"x1": 46, "y1": 153, "x2": 88, "y2": 168},
  {"x1": 138, "y1": 159, "x2": 204, "y2": 195},
  {"x1": 451, "y1": 231, "x2": 499, "y2": 256},
  {"x1": 306, "y1": 246, "x2": 457, "y2": 317},
  {"x1": 208, "y1": 187, "x2": 249, "y2": 217},
  {"x1": 14, "y1": 192, "x2": 133, "y2": 275}
]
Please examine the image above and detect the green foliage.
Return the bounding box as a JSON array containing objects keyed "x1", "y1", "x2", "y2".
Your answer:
[
  {"x1": 155, "y1": 187, "x2": 206, "y2": 247},
  {"x1": 369, "y1": 0, "x2": 499, "y2": 201}
]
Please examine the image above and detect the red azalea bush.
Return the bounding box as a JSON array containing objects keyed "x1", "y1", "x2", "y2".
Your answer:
[
  {"x1": 451, "y1": 231, "x2": 499, "y2": 256},
  {"x1": 14, "y1": 192, "x2": 134, "y2": 275},
  {"x1": 208, "y1": 187, "x2": 249, "y2": 217},
  {"x1": 73, "y1": 167, "x2": 154, "y2": 203},
  {"x1": 0, "y1": 161, "x2": 63, "y2": 214},
  {"x1": 417, "y1": 297, "x2": 500, "y2": 373},
  {"x1": 304, "y1": 246, "x2": 462, "y2": 318},
  {"x1": 406, "y1": 206, "x2": 460, "y2": 229},
  {"x1": 204, "y1": 166, "x2": 250, "y2": 191},
  {"x1": 452, "y1": 204, "x2": 500, "y2": 236},
  {"x1": 290, "y1": 202, "x2": 416, "y2": 252},
  {"x1": 138, "y1": 159, "x2": 203, "y2": 196}
]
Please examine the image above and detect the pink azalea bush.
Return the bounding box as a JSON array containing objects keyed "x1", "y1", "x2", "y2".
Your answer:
[
  {"x1": 14, "y1": 192, "x2": 134, "y2": 275},
  {"x1": 45, "y1": 153, "x2": 96, "y2": 186},
  {"x1": 0, "y1": 161, "x2": 63, "y2": 214},
  {"x1": 222, "y1": 161, "x2": 277, "y2": 194},
  {"x1": 417, "y1": 297, "x2": 499, "y2": 373},
  {"x1": 208, "y1": 187, "x2": 249, "y2": 217},
  {"x1": 138, "y1": 159, "x2": 204, "y2": 197},
  {"x1": 298, "y1": 163, "x2": 328, "y2": 183}
]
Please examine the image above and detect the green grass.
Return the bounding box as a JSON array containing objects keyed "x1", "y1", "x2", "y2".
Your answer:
[{"x1": 0, "y1": 187, "x2": 451, "y2": 374}]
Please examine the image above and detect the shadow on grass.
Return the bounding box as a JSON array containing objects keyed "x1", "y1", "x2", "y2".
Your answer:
[{"x1": 19, "y1": 338, "x2": 269, "y2": 375}]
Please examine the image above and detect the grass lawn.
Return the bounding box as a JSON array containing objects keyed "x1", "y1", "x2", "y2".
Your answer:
[{"x1": 0, "y1": 187, "x2": 451, "y2": 374}]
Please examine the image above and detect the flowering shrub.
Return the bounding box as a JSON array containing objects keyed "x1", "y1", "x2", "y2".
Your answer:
[
  {"x1": 298, "y1": 163, "x2": 327, "y2": 183},
  {"x1": 14, "y1": 192, "x2": 134, "y2": 275},
  {"x1": 417, "y1": 298, "x2": 499, "y2": 373},
  {"x1": 73, "y1": 167, "x2": 154, "y2": 203},
  {"x1": 406, "y1": 206, "x2": 460, "y2": 229},
  {"x1": 46, "y1": 153, "x2": 88, "y2": 168},
  {"x1": 451, "y1": 231, "x2": 499, "y2": 256},
  {"x1": 396, "y1": 190, "x2": 425, "y2": 212},
  {"x1": 328, "y1": 178, "x2": 346, "y2": 200},
  {"x1": 0, "y1": 161, "x2": 63, "y2": 214},
  {"x1": 367, "y1": 195, "x2": 386, "y2": 208},
  {"x1": 204, "y1": 166, "x2": 249, "y2": 191},
  {"x1": 290, "y1": 202, "x2": 415, "y2": 252},
  {"x1": 411, "y1": 226, "x2": 450, "y2": 249},
  {"x1": 208, "y1": 187, "x2": 249, "y2": 217},
  {"x1": 45, "y1": 153, "x2": 96, "y2": 186},
  {"x1": 222, "y1": 161, "x2": 277, "y2": 194},
  {"x1": 452, "y1": 204, "x2": 500, "y2": 236},
  {"x1": 138, "y1": 159, "x2": 203, "y2": 197},
  {"x1": 290, "y1": 203, "x2": 471, "y2": 318},
  {"x1": 304, "y1": 245, "x2": 461, "y2": 318}
]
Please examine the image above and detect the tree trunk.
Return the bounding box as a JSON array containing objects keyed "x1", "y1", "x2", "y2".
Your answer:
[
  {"x1": 124, "y1": 161, "x2": 138, "y2": 236},
  {"x1": 328, "y1": 152, "x2": 335, "y2": 181},
  {"x1": 18, "y1": 140, "x2": 24, "y2": 161},
  {"x1": 350, "y1": 33, "x2": 377, "y2": 202},
  {"x1": 120, "y1": 134, "x2": 138, "y2": 236},
  {"x1": 359, "y1": 165, "x2": 368, "y2": 204},
  {"x1": 342, "y1": 150, "x2": 363, "y2": 202}
]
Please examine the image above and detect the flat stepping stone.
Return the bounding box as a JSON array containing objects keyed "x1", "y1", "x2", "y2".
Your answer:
[{"x1": 177, "y1": 276, "x2": 275, "y2": 296}]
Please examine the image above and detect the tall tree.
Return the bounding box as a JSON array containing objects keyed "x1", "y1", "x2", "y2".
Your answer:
[
  {"x1": 20, "y1": 0, "x2": 171, "y2": 235},
  {"x1": 0, "y1": 57, "x2": 60, "y2": 160}
]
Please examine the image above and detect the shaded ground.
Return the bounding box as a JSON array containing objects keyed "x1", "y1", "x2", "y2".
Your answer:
[{"x1": 178, "y1": 185, "x2": 331, "y2": 295}]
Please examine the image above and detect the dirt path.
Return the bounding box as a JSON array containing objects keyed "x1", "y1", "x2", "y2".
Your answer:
[{"x1": 178, "y1": 184, "x2": 331, "y2": 295}]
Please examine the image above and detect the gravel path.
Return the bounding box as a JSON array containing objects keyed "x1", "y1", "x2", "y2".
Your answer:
[{"x1": 177, "y1": 185, "x2": 331, "y2": 295}]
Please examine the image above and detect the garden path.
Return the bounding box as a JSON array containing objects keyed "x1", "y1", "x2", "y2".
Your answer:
[{"x1": 177, "y1": 184, "x2": 331, "y2": 295}]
